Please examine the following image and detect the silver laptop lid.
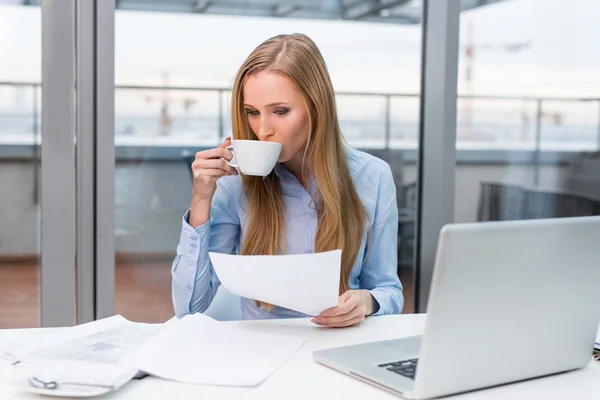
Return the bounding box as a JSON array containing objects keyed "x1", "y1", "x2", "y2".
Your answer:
[{"x1": 414, "y1": 216, "x2": 600, "y2": 399}]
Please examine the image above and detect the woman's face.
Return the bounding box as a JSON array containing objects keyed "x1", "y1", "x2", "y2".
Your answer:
[{"x1": 242, "y1": 70, "x2": 310, "y2": 163}]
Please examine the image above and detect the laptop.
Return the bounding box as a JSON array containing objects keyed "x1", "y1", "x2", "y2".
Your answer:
[{"x1": 313, "y1": 216, "x2": 600, "y2": 399}]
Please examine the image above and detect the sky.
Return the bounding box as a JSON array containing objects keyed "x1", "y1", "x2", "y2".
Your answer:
[{"x1": 0, "y1": 0, "x2": 599, "y2": 108}]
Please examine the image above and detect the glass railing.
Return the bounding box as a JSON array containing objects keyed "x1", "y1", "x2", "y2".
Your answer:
[{"x1": 1, "y1": 81, "x2": 599, "y2": 160}]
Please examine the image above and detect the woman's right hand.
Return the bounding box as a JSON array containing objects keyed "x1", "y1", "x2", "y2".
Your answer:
[
  {"x1": 191, "y1": 137, "x2": 238, "y2": 201},
  {"x1": 189, "y1": 138, "x2": 238, "y2": 227}
]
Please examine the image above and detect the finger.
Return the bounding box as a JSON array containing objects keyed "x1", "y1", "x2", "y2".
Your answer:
[
  {"x1": 218, "y1": 137, "x2": 232, "y2": 149},
  {"x1": 313, "y1": 304, "x2": 362, "y2": 326},
  {"x1": 316, "y1": 292, "x2": 353, "y2": 317},
  {"x1": 331, "y1": 315, "x2": 365, "y2": 328},
  {"x1": 216, "y1": 137, "x2": 233, "y2": 160},
  {"x1": 196, "y1": 147, "x2": 232, "y2": 161},
  {"x1": 315, "y1": 314, "x2": 365, "y2": 328},
  {"x1": 194, "y1": 159, "x2": 238, "y2": 175},
  {"x1": 193, "y1": 168, "x2": 231, "y2": 178},
  {"x1": 196, "y1": 147, "x2": 233, "y2": 161},
  {"x1": 318, "y1": 296, "x2": 358, "y2": 318}
]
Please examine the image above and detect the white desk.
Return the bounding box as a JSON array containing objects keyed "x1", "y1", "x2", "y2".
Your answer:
[{"x1": 1, "y1": 314, "x2": 599, "y2": 399}]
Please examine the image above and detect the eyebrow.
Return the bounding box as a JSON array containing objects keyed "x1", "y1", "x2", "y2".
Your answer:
[{"x1": 243, "y1": 102, "x2": 289, "y2": 108}]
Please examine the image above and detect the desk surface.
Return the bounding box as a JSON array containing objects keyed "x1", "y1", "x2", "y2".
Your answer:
[{"x1": 1, "y1": 314, "x2": 599, "y2": 399}]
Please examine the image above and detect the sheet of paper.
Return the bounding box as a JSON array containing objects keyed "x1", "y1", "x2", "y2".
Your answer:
[
  {"x1": 0, "y1": 315, "x2": 163, "y2": 366},
  {"x1": 122, "y1": 313, "x2": 306, "y2": 387},
  {"x1": 209, "y1": 249, "x2": 341, "y2": 316},
  {"x1": 1, "y1": 316, "x2": 125, "y2": 362},
  {"x1": 29, "y1": 324, "x2": 163, "y2": 365},
  {"x1": 595, "y1": 324, "x2": 600, "y2": 350}
]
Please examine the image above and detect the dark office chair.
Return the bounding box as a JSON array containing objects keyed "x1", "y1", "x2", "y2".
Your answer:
[
  {"x1": 562, "y1": 151, "x2": 600, "y2": 202},
  {"x1": 398, "y1": 181, "x2": 416, "y2": 270},
  {"x1": 477, "y1": 181, "x2": 600, "y2": 222},
  {"x1": 477, "y1": 182, "x2": 525, "y2": 221}
]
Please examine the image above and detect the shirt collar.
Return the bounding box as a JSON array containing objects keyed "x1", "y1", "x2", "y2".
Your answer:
[
  {"x1": 273, "y1": 163, "x2": 317, "y2": 196},
  {"x1": 273, "y1": 163, "x2": 289, "y2": 182}
]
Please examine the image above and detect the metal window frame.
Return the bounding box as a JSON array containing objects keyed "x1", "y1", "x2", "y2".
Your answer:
[
  {"x1": 414, "y1": 0, "x2": 460, "y2": 312},
  {"x1": 41, "y1": 0, "x2": 77, "y2": 327},
  {"x1": 95, "y1": 0, "x2": 116, "y2": 320},
  {"x1": 76, "y1": 0, "x2": 96, "y2": 324},
  {"x1": 39, "y1": 0, "x2": 118, "y2": 326},
  {"x1": 75, "y1": 0, "x2": 116, "y2": 323}
]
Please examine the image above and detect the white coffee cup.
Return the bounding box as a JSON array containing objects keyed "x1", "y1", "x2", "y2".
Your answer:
[{"x1": 225, "y1": 139, "x2": 282, "y2": 176}]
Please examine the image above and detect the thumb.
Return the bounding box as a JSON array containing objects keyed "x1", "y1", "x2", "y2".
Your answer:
[
  {"x1": 338, "y1": 290, "x2": 352, "y2": 304},
  {"x1": 219, "y1": 137, "x2": 232, "y2": 149}
]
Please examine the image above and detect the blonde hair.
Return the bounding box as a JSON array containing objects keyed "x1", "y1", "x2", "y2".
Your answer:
[{"x1": 231, "y1": 33, "x2": 367, "y2": 311}]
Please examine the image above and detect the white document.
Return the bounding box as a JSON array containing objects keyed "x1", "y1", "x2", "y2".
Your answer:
[
  {"x1": 595, "y1": 324, "x2": 600, "y2": 350},
  {"x1": 122, "y1": 313, "x2": 307, "y2": 387},
  {"x1": 1, "y1": 315, "x2": 163, "y2": 366},
  {"x1": 2, "y1": 315, "x2": 165, "y2": 397},
  {"x1": 209, "y1": 249, "x2": 341, "y2": 316}
]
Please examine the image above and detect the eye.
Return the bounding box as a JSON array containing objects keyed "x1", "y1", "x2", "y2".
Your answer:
[
  {"x1": 245, "y1": 109, "x2": 260, "y2": 117},
  {"x1": 274, "y1": 108, "x2": 289, "y2": 116}
]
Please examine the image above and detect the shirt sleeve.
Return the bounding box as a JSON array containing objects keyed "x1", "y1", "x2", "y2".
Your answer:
[
  {"x1": 358, "y1": 164, "x2": 404, "y2": 315},
  {"x1": 171, "y1": 177, "x2": 241, "y2": 318}
]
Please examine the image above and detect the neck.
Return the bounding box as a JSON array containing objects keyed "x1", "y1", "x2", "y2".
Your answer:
[{"x1": 283, "y1": 149, "x2": 312, "y2": 189}]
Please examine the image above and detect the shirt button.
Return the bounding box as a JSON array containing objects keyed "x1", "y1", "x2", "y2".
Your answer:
[
  {"x1": 191, "y1": 236, "x2": 197, "y2": 241},
  {"x1": 189, "y1": 250, "x2": 195, "y2": 255},
  {"x1": 186, "y1": 284, "x2": 192, "y2": 290},
  {"x1": 191, "y1": 243, "x2": 197, "y2": 248}
]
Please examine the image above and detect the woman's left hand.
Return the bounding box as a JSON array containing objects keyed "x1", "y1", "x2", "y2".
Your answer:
[{"x1": 311, "y1": 290, "x2": 376, "y2": 328}]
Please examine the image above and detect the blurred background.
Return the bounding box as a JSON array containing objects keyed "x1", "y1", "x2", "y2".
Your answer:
[{"x1": 1, "y1": 0, "x2": 599, "y2": 327}]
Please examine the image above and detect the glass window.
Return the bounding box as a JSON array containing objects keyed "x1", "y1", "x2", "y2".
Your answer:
[
  {"x1": 0, "y1": 3, "x2": 42, "y2": 328},
  {"x1": 456, "y1": 0, "x2": 600, "y2": 225},
  {"x1": 112, "y1": 2, "x2": 433, "y2": 321}
]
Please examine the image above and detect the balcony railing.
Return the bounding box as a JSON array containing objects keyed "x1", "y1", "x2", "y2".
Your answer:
[{"x1": 1, "y1": 81, "x2": 599, "y2": 171}]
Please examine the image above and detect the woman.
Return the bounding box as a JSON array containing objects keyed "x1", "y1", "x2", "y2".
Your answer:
[{"x1": 172, "y1": 33, "x2": 403, "y2": 327}]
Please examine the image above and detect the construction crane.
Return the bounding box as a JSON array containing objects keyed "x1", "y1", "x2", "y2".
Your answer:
[{"x1": 461, "y1": 21, "x2": 534, "y2": 140}]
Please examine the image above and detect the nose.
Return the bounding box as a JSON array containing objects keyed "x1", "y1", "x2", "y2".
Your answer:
[{"x1": 256, "y1": 116, "x2": 275, "y2": 141}]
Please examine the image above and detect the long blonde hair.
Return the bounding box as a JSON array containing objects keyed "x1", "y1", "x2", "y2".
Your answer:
[{"x1": 231, "y1": 33, "x2": 367, "y2": 311}]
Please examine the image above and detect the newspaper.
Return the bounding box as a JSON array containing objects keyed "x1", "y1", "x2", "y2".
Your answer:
[{"x1": 0, "y1": 315, "x2": 164, "y2": 366}]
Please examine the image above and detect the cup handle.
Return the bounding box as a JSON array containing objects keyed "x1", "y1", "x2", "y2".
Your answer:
[{"x1": 225, "y1": 145, "x2": 238, "y2": 168}]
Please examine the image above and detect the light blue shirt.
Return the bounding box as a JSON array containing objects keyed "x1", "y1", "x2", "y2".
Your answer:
[{"x1": 172, "y1": 146, "x2": 404, "y2": 319}]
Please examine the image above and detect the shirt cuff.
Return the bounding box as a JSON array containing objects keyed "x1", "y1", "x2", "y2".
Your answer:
[
  {"x1": 181, "y1": 209, "x2": 209, "y2": 250},
  {"x1": 368, "y1": 287, "x2": 404, "y2": 316},
  {"x1": 175, "y1": 210, "x2": 211, "y2": 290},
  {"x1": 183, "y1": 209, "x2": 210, "y2": 232}
]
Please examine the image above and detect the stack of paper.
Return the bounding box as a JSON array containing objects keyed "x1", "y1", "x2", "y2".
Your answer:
[
  {"x1": 0, "y1": 315, "x2": 164, "y2": 367},
  {"x1": 4, "y1": 313, "x2": 307, "y2": 396},
  {"x1": 2, "y1": 315, "x2": 164, "y2": 397},
  {"x1": 209, "y1": 249, "x2": 341, "y2": 316}
]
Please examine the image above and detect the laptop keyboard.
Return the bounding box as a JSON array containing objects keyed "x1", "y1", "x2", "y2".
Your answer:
[{"x1": 378, "y1": 358, "x2": 418, "y2": 379}]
